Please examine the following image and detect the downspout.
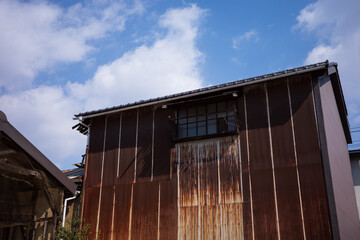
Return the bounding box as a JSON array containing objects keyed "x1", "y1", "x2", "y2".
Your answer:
[{"x1": 62, "y1": 190, "x2": 80, "y2": 228}]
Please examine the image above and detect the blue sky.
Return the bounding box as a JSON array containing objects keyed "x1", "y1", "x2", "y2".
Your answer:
[{"x1": 0, "y1": 0, "x2": 359, "y2": 169}]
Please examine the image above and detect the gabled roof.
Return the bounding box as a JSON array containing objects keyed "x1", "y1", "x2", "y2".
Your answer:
[
  {"x1": 75, "y1": 61, "x2": 329, "y2": 119},
  {"x1": 0, "y1": 111, "x2": 77, "y2": 194}
]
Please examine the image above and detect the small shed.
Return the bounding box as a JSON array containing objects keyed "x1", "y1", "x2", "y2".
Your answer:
[{"x1": 0, "y1": 111, "x2": 76, "y2": 239}]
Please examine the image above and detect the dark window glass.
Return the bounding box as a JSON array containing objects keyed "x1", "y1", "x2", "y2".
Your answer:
[
  {"x1": 178, "y1": 124, "x2": 187, "y2": 138},
  {"x1": 208, "y1": 119, "x2": 217, "y2": 134},
  {"x1": 227, "y1": 116, "x2": 236, "y2": 131},
  {"x1": 198, "y1": 121, "x2": 206, "y2": 136},
  {"x1": 177, "y1": 101, "x2": 237, "y2": 139},
  {"x1": 188, "y1": 123, "x2": 197, "y2": 137}
]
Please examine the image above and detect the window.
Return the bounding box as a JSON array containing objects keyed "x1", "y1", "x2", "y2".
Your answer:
[{"x1": 176, "y1": 101, "x2": 237, "y2": 139}]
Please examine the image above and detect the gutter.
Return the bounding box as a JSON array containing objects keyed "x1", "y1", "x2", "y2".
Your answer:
[{"x1": 62, "y1": 190, "x2": 80, "y2": 228}]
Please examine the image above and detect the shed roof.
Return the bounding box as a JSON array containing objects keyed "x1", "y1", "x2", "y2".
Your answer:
[{"x1": 0, "y1": 111, "x2": 77, "y2": 194}]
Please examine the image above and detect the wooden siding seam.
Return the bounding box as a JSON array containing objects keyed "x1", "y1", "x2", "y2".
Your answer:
[
  {"x1": 157, "y1": 182, "x2": 161, "y2": 240},
  {"x1": 177, "y1": 145, "x2": 181, "y2": 240},
  {"x1": 237, "y1": 135, "x2": 245, "y2": 239},
  {"x1": 151, "y1": 109, "x2": 155, "y2": 181},
  {"x1": 197, "y1": 144, "x2": 201, "y2": 240},
  {"x1": 80, "y1": 142, "x2": 90, "y2": 222},
  {"x1": 117, "y1": 113, "x2": 122, "y2": 178},
  {"x1": 128, "y1": 184, "x2": 134, "y2": 240},
  {"x1": 287, "y1": 79, "x2": 307, "y2": 240},
  {"x1": 310, "y1": 79, "x2": 321, "y2": 148},
  {"x1": 134, "y1": 109, "x2": 139, "y2": 183},
  {"x1": 111, "y1": 186, "x2": 116, "y2": 240},
  {"x1": 244, "y1": 93, "x2": 255, "y2": 240},
  {"x1": 265, "y1": 85, "x2": 281, "y2": 240},
  {"x1": 96, "y1": 116, "x2": 108, "y2": 236},
  {"x1": 217, "y1": 140, "x2": 224, "y2": 240}
]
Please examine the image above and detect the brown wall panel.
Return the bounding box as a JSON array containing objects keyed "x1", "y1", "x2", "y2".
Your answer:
[
  {"x1": 199, "y1": 141, "x2": 218, "y2": 206},
  {"x1": 136, "y1": 108, "x2": 153, "y2": 182},
  {"x1": 222, "y1": 203, "x2": 242, "y2": 239},
  {"x1": 103, "y1": 114, "x2": 120, "y2": 187},
  {"x1": 119, "y1": 110, "x2": 137, "y2": 184},
  {"x1": 86, "y1": 116, "x2": 106, "y2": 188},
  {"x1": 289, "y1": 75, "x2": 332, "y2": 239},
  {"x1": 219, "y1": 136, "x2": 241, "y2": 204},
  {"x1": 153, "y1": 109, "x2": 174, "y2": 180},
  {"x1": 267, "y1": 80, "x2": 304, "y2": 239},
  {"x1": 131, "y1": 181, "x2": 159, "y2": 240},
  {"x1": 179, "y1": 206, "x2": 198, "y2": 240},
  {"x1": 82, "y1": 187, "x2": 100, "y2": 240},
  {"x1": 198, "y1": 141, "x2": 221, "y2": 239},
  {"x1": 113, "y1": 184, "x2": 132, "y2": 240},
  {"x1": 98, "y1": 186, "x2": 114, "y2": 240},
  {"x1": 238, "y1": 93, "x2": 252, "y2": 240},
  {"x1": 179, "y1": 144, "x2": 199, "y2": 207},
  {"x1": 159, "y1": 179, "x2": 178, "y2": 240},
  {"x1": 245, "y1": 86, "x2": 278, "y2": 240}
]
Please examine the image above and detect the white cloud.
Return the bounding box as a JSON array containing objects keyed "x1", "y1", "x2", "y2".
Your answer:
[
  {"x1": 0, "y1": 0, "x2": 143, "y2": 92},
  {"x1": 296, "y1": 0, "x2": 360, "y2": 126},
  {"x1": 67, "y1": 4, "x2": 206, "y2": 111},
  {"x1": 0, "y1": 4, "x2": 206, "y2": 169},
  {"x1": 233, "y1": 30, "x2": 259, "y2": 49}
]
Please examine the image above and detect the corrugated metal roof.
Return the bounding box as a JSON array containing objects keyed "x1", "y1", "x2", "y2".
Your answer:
[{"x1": 75, "y1": 61, "x2": 329, "y2": 118}]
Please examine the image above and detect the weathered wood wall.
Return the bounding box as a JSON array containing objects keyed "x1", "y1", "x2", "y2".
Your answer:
[{"x1": 82, "y1": 73, "x2": 333, "y2": 239}]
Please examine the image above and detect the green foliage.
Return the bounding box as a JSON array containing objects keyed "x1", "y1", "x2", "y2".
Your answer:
[{"x1": 54, "y1": 217, "x2": 92, "y2": 240}]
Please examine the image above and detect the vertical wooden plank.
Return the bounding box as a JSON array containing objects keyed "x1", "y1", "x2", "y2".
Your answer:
[
  {"x1": 159, "y1": 179, "x2": 178, "y2": 240},
  {"x1": 267, "y1": 80, "x2": 304, "y2": 240},
  {"x1": 238, "y1": 93, "x2": 253, "y2": 240},
  {"x1": 131, "y1": 182, "x2": 159, "y2": 240},
  {"x1": 136, "y1": 107, "x2": 153, "y2": 182},
  {"x1": 219, "y1": 137, "x2": 242, "y2": 239},
  {"x1": 246, "y1": 85, "x2": 278, "y2": 240},
  {"x1": 98, "y1": 186, "x2": 114, "y2": 239},
  {"x1": 179, "y1": 143, "x2": 199, "y2": 240},
  {"x1": 198, "y1": 140, "x2": 221, "y2": 239},
  {"x1": 103, "y1": 114, "x2": 120, "y2": 187},
  {"x1": 86, "y1": 116, "x2": 106, "y2": 188},
  {"x1": 153, "y1": 108, "x2": 174, "y2": 180},
  {"x1": 119, "y1": 110, "x2": 137, "y2": 184},
  {"x1": 82, "y1": 187, "x2": 100, "y2": 240},
  {"x1": 289, "y1": 74, "x2": 332, "y2": 239},
  {"x1": 113, "y1": 184, "x2": 132, "y2": 240}
]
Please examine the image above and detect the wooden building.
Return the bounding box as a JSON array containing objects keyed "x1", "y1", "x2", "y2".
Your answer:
[
  {"x1": 0, "y1": 111, "x2": 77, "y2": 239},
  {"x1": 74, "y1": 61, "x2": 360, "y2": 239}
]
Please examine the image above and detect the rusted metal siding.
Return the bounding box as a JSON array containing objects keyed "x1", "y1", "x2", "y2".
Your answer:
[
  {"x1": 267, "y1": 79, "x2": 304, "y2": 239},
  {"x1": 119, "y1": 110, "x2": 137, "y2": 184},
  {"x1": 245, "y1": 85, "x2": 278, "y2": 240},
  {"x1": 289, "y1": 74, "x2": 332, "y2": 239},
  {"x1": 153, "y1": 108, "x2": 174, "y2": 180},
  {"x1": 136, "y1": 108, "x2": 153, "y2": 181},
  {"x1": 82, "y1": 73, "x2": 338, "y2": 239}
]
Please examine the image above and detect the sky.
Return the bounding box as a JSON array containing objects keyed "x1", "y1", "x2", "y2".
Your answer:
[{"x1": 0, "y1": 0, "x2": 359, "y2": 170}]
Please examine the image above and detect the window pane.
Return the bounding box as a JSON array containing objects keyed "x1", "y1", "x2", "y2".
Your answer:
[
  {"x1": 188, "y1": 117, "x2": 196, "y2": 123},
  {"x1": 207, "y1": 103, "x2": 216, "y2": 113},
  {"x1": 227, "y1": 102, "x2": 234, "y2": 116},
  {"x1": 188, "y1": 123, "x2": 197, "y2": 137},
  {"x1": 178, "y1": 109, "x2": 187, "y2": 118},
  {"x1": 198, "y1": 115, "x2": 206, "y2": 121},
  {"x1": 208, "y1": 119, "x2": 217, "y2": 134},
  {"x1": 198, "y1": 106, "x2": 205, "y2": 115},
  {"x1": 198, "y1": 121, "x2": 206, "y2": 136},
  {"x1": 207, "y1": 113, "x2": 216, "y2": 119},
  {"x1": 188, "y1": 107, "x2": 196, "y2": 116},
  {"x1": 178, "y1": 124, "x2": 187, "y2": 138},
  {"x1": 178, "y1": 118, "x2": 187, "y2": 124},
  {"x1": 217, "y1": 102, "x2": 226, "y2": 112},
  {"x1": 227, "y1": 116, "x2": 236, "y2": 131}
]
